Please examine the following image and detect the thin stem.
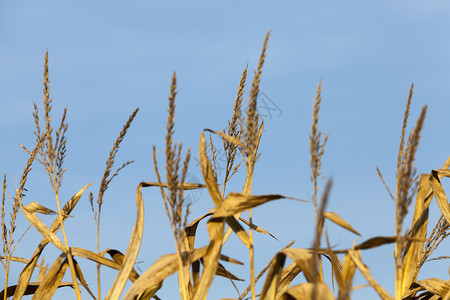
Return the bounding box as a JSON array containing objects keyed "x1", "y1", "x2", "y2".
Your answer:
[
  {"x1": 97, "y1": 224, "x2": 101, "y2": 300},
  {"x1": 53, "y1": 183, "x2": 82, "y2": 300},
  {"x1": 249, "y1": 209, "x2": 255, "y2": 300},
  {"x1": 3, "y1": 259, "x2": 9, "y2": 300}
]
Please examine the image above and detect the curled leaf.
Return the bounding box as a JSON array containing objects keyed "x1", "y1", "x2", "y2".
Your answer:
[
  {"x1": 105, "y1": 182, "x2": 145, "y2": 300},
  {"x1": 32, "y1": 254, "x2": 69, "y2": 300},
  {"x1": 429, "y1": 169, "x2": 450, "y2": 225},
  {"x1": 0, "y1": 282, "x2": 73, "y2": 299},
  {"x1": 24, "y1": 202, "x2": 57, "y2": 215},
  {"x1": 124, "y1": 247, "x2": 208, "y2": 300},
  {"x1": 348, "y1": 250, "x2": 392, "y2": 300}
]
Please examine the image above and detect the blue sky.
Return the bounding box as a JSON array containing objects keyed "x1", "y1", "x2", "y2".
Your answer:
[{"x1": 1, "y1": 1, "x2": 450, "y2": 299}]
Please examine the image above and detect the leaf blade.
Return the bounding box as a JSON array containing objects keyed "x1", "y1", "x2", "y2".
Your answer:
[{"x1": 323, "y1": 212, "x2": 360, "y2": 236}]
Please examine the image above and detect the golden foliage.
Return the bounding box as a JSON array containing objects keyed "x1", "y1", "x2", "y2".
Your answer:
[{"x1": 2, "y1": 32, "x2": 450, "y2": 300}]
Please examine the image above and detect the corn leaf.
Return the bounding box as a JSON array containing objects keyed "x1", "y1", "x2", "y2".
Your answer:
[
  {"x1": 225, "y1": 216, "x2": 251, "y2": 248},
  {"x1": 212, "y1": 193, "x2": 295, "y2": 219},
  {"x1": 429, "y1": 169, "x2": 450, "y2": 226},
  {"x1": 0, "y1": 282, "x2": 73, "y2": 299},
  {"x1": 73, "y1": 258, "x2": 96, "y2": 299},
  {"x1": 24, "y1": 202, "x2": 58, "y2": 215},
  {"x1": 216, "y1": 262, "x2": 243, "y2": 281},
  {"x1": 281, "y1": 248, "x2": 320, "y2": 283},
  {"x1": 199, "y1": 131, "x2": 223, "y2": 207},
  {"x1": 71, "y1": 247, "x2": 138, "y2": 281},
  {"x1": 275, "y1": 263, "x2": 302, "y2": 299},
  {"x1": 105, "y1": 182, "x2": 145, "y2": 300},
  {"x1": 185, "y1": 209, "x2": 215, "y2": 249},
  {"x1": 261, "y1": 248, "x2": 321, "y2": 300},
  {"x1": 192, "y1": 220, "x2": 224, "y2": 300},
  {"x1": 141, "y1": 181, "x2": 205, "y2": 190},
  {"x1": 334, "y1": 236, "x2": 396, "y2": 254},
  {"x1": 20, "y1": 202, "x2": 66, "y2": 251},
  {"x1": 204, "y1": 128, "x2": 245, "y2": 148},
  {"x1": 136, "y1": 281, "x2": 163, "y2": 300},
  {"x1": 213, "y1": 192, "x2": 292, "y2": 248},
  {"x1": 239, "y1": 217, "x2": 278, "y2": 240},
  {"x1": 123, "y1": 247, "x2": 208, "y2": 300},
  {"x1": 13, "y1": 183, "x2": 92, "y2": 300},
  {"x1": 219, "y1": 254, "x2": 244, "y2": 265},
  {"x1": 401, "y1": 174, "x2": 432, "y2": 295},
  {"x1": 325, "y1": 249, "x2": 344, "y2": 292},
  {"x1": 261, "y1": 252, "x2": 287, "y2": 300},
  {"x1": 403, "y1": 278, "x2": 450, "y2": 298},
  {"x1": 106, "y1": 249, "x2": 141, "y2": 281},
  {"x1": 199, "y1": 131, "x2": 251, "y2": 248},
  {"x1": 32, "y1": 255, "x2": 69, "y2": 300},
  {"x1": 323, "y1": 212, "x2": 360, "y2": 236},
  {"x1": 278, "y1": 282, "x2": 334, "y2": 300},
  {"x1": 348, "y1": 250, "x2": 392, "y2": 300},
  {"x1": 338, "y1": 252, "x2": 356, "y2": 300}
]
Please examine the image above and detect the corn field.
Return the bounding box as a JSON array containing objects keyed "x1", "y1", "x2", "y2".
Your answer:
[{"x1": 1, "y1": 31, "x2": 450, "y2": 300}]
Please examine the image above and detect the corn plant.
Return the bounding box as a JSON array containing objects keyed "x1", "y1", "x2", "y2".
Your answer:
[{"x1": 1, "y1": 32, "x2": 450, "y2": 300}]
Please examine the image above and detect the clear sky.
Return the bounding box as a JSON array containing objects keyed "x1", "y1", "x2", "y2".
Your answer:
[{"x1": 1, "y1": 1, "x2": 450, "y2": 299}]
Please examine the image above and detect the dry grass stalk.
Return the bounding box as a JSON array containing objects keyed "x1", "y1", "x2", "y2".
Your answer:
[
  {"x1": 96, "y1": 108, "x2": 138, "y2": 208},
  {"x1": 309, "y1": 81, "x2": 329, "y2": 282},
  {"x1": 371, "y1": 84, "x2": 445, "y2": 299},
  {"x1": 394, "y1": 83, "x2": 427, "y2": 299},
  {"x1": 396, "y1": 106, "x2": 427, "y2": 235},
  {"x1": 2, "y1": 133, "x2": 46, "y2": 300},
  {"x1": 221, "y1": 66, "x2": 247, "y2": 197},
  {"x1": 92, "y1": 107, "x2": 137, "y2": 299},
  {"x1": 17, "y1": 52, "x2": 81, "y2": 298},
  {"x1": 23, "y1": 51, "x2": 69, "y2": 191},
  {"x1": 26, "y1": 51, "x2": 83, "y2": 299},
  {"x1": 240, "y1": 32, "x2": 269, "y2": 171},
  {"x1": 191, "y1": 31, "x2": 271, "y2": 300},
  {"x1": 309, "y1": 81, "x2": 329, "y2": 227},
  {"x1": 153, "y1": 72, "x2": 192, "y2": 300},
  {"x1": 237, "y1": 33, "x2": 268, "y2": 181},
  {"x1": 396, "y1": 84, "x2": 414, "y2": 177},
  {"x1": 238, "y1": 31, "x2": 270, "y2": 300},
  {"x1": 1, "y1": 175, "x2": 9, "y2": 296},
  {"x1": 1, "y1": 173, "x2": 18, "y2": 300}
]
